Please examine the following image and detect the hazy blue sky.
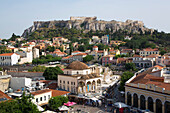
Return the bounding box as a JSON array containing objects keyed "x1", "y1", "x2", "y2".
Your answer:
[{"x1": 0, "y1": 0, "x2": 170, "y2": 39}]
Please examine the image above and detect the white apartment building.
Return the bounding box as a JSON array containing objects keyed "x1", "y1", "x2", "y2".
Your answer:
[
  {"x1": 31, "y1": 89, "x2": 52, "y2": 106},
  {"x1": 0, "y1": 53, "x2": 20, "y2": 66},
  {"x1": 33, "y1": 48, "x2": 40, "y2": 59},
  {"x1": 16, "y1": 50, "x2": 33, "y2": 64}
]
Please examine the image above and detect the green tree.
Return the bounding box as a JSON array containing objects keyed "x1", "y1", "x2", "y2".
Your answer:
[
  {"x1": 83, "y1": 55, "x2": 94, "y2": 62},
  {"x1": 49, "y1": 96, "x2": 68, "y2": 111},
  {"x1": 43, "y1": 67, "x2": 63, "y2": 80},
  {"x1": 29, "y1": 66, "x2": 46, "y2": 72},
  {"x1": 160, "y1": 50, "x2": 167, "y2": 55},
  {"x1": 125, "y1": 63, "x2": 137, "y2": 71},
  {"x1": 0, "y1": 92, "x2": 40, "y2": 113},
  {"x1": 9, "y1": 33, "x2": 20, "y2": 41},
  {"x1": 119, "y1": 71, "x2": 134, "y2": 91}
]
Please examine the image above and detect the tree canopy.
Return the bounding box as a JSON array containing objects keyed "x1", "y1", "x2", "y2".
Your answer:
[
  {"x1": 0, "y1": 92, "x2": 40, "y2": 113},
  {"x1": 43, "y1": 66, "x2": 63, "y2": 80},
  {"x1": 32, "y1": 55, "x2": 62, "y2": 64},
  {"x1": 29, "y1": 65, "x2": 46, "y2": 72},
  {"x1": 119, "y1": 71, "x2": 134, "y2": 91},
  {"x1": 125, "y1": 63, "x2": 137, "y2": 71},
  {"x1": 83, "y1": 55, "x2": 94, "y2": 62},
  {"x1": 49, "y1": 96, "x2": 68, "y2": 111}
]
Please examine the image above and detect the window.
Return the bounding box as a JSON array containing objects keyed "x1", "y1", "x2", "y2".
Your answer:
[
  {"x1": 60, "y1": 80, "x2": 61, "y2": 83},
  {"x1": 40, "y1": 97, "x2": 42, "y2": 101},
  {"x1": 36, "y1": 98, "x2": 38, "y2": 102},
  {"x1": 48, "y1": 95, "x2": 50, "y2": 99},
  {"x1": 77, "y1": 71, "x2": 79, "y2": 74},
  {"x1": 44, "y1": 96, "x2": 46, "y2": 101},
  {"x1": 63, "y1": 81, "x2": 65, "y2": 84},
  {"x1": 68, "y1": 81, "x2": 69, "y2": 84},
  {"x1": 71, "y1": 82, "x2": 73, "y2": 85},
  {"x1": 74, "y1": 82, "x2": 75, "y2": 85}
]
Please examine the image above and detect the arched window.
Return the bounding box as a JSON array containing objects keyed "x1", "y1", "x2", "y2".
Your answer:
[
  {"x1": 148, "y1": 97, "x2": 153, "y2": 112},
  {"x1": 156, "y1": 99, "x2": 162, "y2": 113},
  {"x1": 140, "y1": 95, "x2": 146, "y2": 110},
  {"x1": 127, "y1": 92, "x2": 131, "y2": 106},
  {"x1": 133, "y1": 93, "x2": 138, "y2": 108},
  {"x1": 165, "y1": 101, "x2": 170, "y2": 113}
]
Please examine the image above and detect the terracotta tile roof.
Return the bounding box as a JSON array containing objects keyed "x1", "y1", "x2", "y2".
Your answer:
[
  {"x1": 93, "y1": 46, "x2": 98, "y2": 48},
  {"x1": 62, "y1": 55, "x2": 73, "y2": 59},
  {"x1": 55, "y1": 49, "x2": 61, "y2": 52},
  {"x1": 154, "y1": 65, "x2": 164, "y2": 70},
  {"x1": 133, "y1": 54, "x2": 142, "y2": 58},
  {"x1": 30, "y1": 89, "x2": 51, "y2": 96},
  {"x1": 72, "y1": 51, "x2": 81, "y2": 53},
  {"x1": 130, "y1": 67, "x2": 170, "y2": 91},
  {"x1": 97, "y1": 51, "x2": 104, "y2": 53},
  {"x1": 73, "y1": 53, "x2": 87, "y2": 56},
  {"x1": 146, "y1": 81, "x2": 170, "y2": 91},
  {"x1": 142, "y1": 48, "x2": 158, "y2": 51},
  {"x1": 47, "y1": 83, "x2": 58, "y2": 90},
  {"x1": 39, "y1": 80, "x2": 53, "y2": 84},
  {"x1": 0, "y1": 53, "x2": 14, "y2": 56},
  {"x1": 66, "y1": 61, "x2": 90, "y2": 70},
  {"x1": 0, "y1": 90, "x2": 12, "y2": 103},
  {"x1": 117, "y1": 58, "x2": 126, "y2": 61},
  {"x1": 51, "y1": 90, "x2": 70, "y2": 97}
]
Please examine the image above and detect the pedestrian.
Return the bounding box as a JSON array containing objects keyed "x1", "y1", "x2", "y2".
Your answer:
[{"x1": 105, "y1": 104, "x2": 107, "y2": 111}]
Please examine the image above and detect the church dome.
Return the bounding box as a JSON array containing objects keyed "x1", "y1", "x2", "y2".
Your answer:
[{"x1": 66, "y1": 61, "x2": 90, "y2": 70}]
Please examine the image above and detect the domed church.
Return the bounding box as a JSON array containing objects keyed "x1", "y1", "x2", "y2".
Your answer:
[{"x1": 58, "y1": 61, "x2": 102, "y2": 94}]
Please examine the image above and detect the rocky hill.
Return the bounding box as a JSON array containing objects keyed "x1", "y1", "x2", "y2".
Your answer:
[{"x1": 22, "y1": 16, "x2": 154, "y2": 37}]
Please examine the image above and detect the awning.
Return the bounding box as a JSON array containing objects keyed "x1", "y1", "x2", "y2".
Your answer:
[
  {"x1": 58, "y1": 105, "x2": 69, "y2": 111},
  {"x1": 114, "y1": 102, "x2": 128, "y2": 108}
]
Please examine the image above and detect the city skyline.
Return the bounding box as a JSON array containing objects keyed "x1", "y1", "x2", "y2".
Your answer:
[{"x1": 0, "y1": 0, "x2": 170, "y2": 39}]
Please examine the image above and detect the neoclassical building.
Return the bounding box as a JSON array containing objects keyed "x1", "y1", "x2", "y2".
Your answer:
[
  {"x1": 58, "y1": 61, "x2": 103, "y2": 94},
  {"x1": 125, "y1": 66, "x2": 170, "y2": 113}
]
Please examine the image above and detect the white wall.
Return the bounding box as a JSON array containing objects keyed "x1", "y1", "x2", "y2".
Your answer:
[
  {"x1": 10, "y1": 77, "x2": 32, "y2": 91},
  {"x1": 64, "y1": 69, "x2": 91, "y2": 75},
  {"x1": 32, "y1": 91, "x2": 52, "y2": 106}
]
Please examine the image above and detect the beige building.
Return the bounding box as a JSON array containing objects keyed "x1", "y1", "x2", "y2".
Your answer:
[
  {"x1": 58, "y1": 61, "x2": 102, "y2": 94},
  {"x1": 140, "y1": 48, "x2": 159, "y2": 57},
  {"x1": 0, "y1": 71, "x2": 11, "y2": 92},
  {"x1": 125, "y1": 66, "x2": 170, "y2": 113}
]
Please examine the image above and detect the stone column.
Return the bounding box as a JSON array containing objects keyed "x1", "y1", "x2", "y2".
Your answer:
[
  {"x1": 131, "y1": 96, "x2": 134, "y2": 106},
  {"x1": 95, "y1": 82, "x2": 97, "y2": 93},
  {"x1": 162, "y1": 104, "x2": 165, "y2": 113},
  {"x1": 146, "y1": 100, "x2": 148, "y2": 109},
  {"x1": 125, "y1": 93, "x2": 127, "y2": 104},
  {"x1": 138, "y1": 98, "x2": 140, "y2": 109},
  {"x1": 153, "y1": 101, "x2": 156, "y2": 113}
]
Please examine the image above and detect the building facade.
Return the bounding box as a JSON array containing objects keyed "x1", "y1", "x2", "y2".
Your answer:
[
  {"x1": 0, "y1": 53, "x2": 20, "y2": 66},
  {"x1": 125, "y1": 67, "x2": 170, "y2": 113}
]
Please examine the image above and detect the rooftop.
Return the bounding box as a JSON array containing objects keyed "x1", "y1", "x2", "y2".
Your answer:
[
  {"x1": 0, "y1": 53, "x2": 15, "y2": 56},
  {"x1": 129, "y1": 67, "x2": 170, "y2": 91},
  {"x1": 30, "y1": 89, "x2": 51, "y2": 96},
  {"x1": 66, "y1": 61, "x2": 90, "y2": 70},
  {"x1": 0, "y1": 90, "x2": 12, "y2": 103},
  {"x1": 51, "y1": 90, "x2": 70, "y2": 97}
]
